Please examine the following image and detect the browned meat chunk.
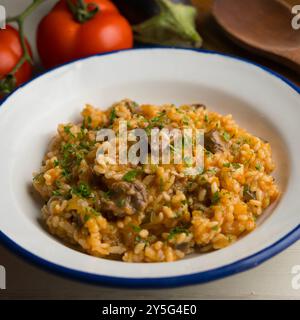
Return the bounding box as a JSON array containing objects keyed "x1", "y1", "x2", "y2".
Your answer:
[
  {"x1": 204, "y1": 129, "x2": 226, "y2": 154},
  {"x1": 101, "y1": 181, "x2": 148, "y2": 217},
  {"x1": 191, "y1": 103, "x2": 206, "y2": 110}
]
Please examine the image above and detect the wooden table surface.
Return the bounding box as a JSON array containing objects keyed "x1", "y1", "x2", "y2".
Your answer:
[
  {"x1": 0, "y1": 0, "x2": 300, "y2": 300},
  {"x1": 193, "y1": 0, "x2": 300, "y2": 87}
]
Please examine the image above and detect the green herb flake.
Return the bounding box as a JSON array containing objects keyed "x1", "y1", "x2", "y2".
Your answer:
[
  {"x1": 168, "y1": 226, "x2": 189, "y2": 240},
  {"x1": 204, "y1": 114, "x2": 209, "y2": 122},
  {"x1": 211, "y1": 225, "x2": 219, "y2": 231},
  {"x1": 130, "y1": 224, "x2": 142, "y2": 233},
  {"x1": 116, "y1": 198, "x2": 126, "y2": 208},
  {"x1": 205, "y1": 150, "x2": 212, "y2": 157},
  {"x1": 232, "y1": 163, "x2": 241, "y2": 169},
  {"x1": 75, "y1": 153, "x2": 84, "y2": 165},
  {"x1": 84, "y1": 214, "x2": 91, "y2": 223},
  {"x1": 33, "y1": 172, "x2": 43, "y2": 181},
  {"x1": 135, "y1": 235, "x2": 142, "y2": 243},
  {"x1": 103, "y1": 190, "x2": 112, "y2": 199},
  {"x1": 182, "y1": 116, "x2": 189, "y2": 125},
  {"x1": 109, "y1": 108, "x2": 117, "y2": 123},
  {"x1": 211, "y1": 191, "x2": 220, "y2": 205},
  {"x1": 64, "y1": 126, "x2": 75, "y2": 137},
  {"x1": 52, "y1": 190, "x2": 62, "y2": 196},
  {"x1": 222, "y1": 131, "x2": 231, "y2": 142},
  {"x1": 122, "y1": 170, "x2": 139, "y2": 182},
  {"x1": 72, "y1": 182, "x2": 92, "y2": 198},
  {"x1": 206, "y1": 168, "x2": 217, "y2": 175},
  {"x1": 53, "y1": 160, "x2": 59, "y2": 167},
  {"x1": 243, "y1": 184, "x2": 256, "y2": 201},
  {"x1": 223, "y1": 162, "x2": 230, "y2": 168},
  {"x1": 255, "y1": 163, "x2": 262, "y2": 171}
]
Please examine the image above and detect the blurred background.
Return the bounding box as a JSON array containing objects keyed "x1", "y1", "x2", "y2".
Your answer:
[{"x1": 1, "y1": 0, "x2": 299, "y2": 86}]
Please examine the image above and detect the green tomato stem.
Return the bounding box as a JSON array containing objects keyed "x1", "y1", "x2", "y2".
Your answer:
[{"x1": 67, "y1": 0, "x2": 99, "y2": 24}]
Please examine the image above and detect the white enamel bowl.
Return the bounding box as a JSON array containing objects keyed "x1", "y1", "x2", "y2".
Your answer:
[{"x1": 0, "y1": 48, "x2": 299, "y2": 288}]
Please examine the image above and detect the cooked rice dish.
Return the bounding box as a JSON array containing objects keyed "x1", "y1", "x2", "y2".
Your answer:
[{"x1": 33, "y1": 99, "x2": 279, "y2": 262}]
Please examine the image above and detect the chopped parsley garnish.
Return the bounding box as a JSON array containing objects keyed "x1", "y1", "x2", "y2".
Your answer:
[
  {"x1": 53, "y1": 160, "x2": 59, "y2": 167},
  {"x1": 33, "y1": 172, "x2": 43, "y2": 181},
  {"x1": 109, "y1": 108, "x2": 117, "y2": 123},
  {"x1": 159, "y1": 177, "x2": 164, "y2": 192},
  {"x1": 64, "y1": 126, "x2": 75, "y2": 138},
  {"x1": 255, "y1": 163, "x2": 262, "y2": 170},
  {"x1": 84, "y1": 214, "x2": 91, "y2": 223},
  {"x1": 243, "y1": 184, "x2": 256, "y2": 201},
  {"x1": 147, "y1": 111, "x2": 167, "y2": 130},
  {"x1": 211, "y1": 191, "x2": 220, "y2": 205},
  {"x1": 204, "y1": 114, "x2": 209, "y2": 122},
  {"x1": 135, "y1": 235, "x2": 142, "y2": 242},
  {"x1": 52, "y1": 190, "x2": 62, "y2": 196},
  {"x1": 223, "y1": 162, "x2": 241, "y2": 169},
  {"x1": 116, "y1": 198, "x2": 126, "y2": 208},
  {"x1": 168, "y1": 226, "x2": 190, "y2": 240},
  {"x1": 103, "y1": 190, "x2": 112, "y2": 199},
  {"x1": 222, "y1": 131, "x2": 231, "y2": 142},
  {"x1": 232, "y1": 163, "x2": 241, "y2": 169},
  {"x1": 211, "y1": 225, "x2": 219, "y2": 231},
  {"x1": 122, "y1": 170, "x2": 139, "y2": 182},
  {"x1": 87, "y1": 116, "x2": 92, "y2": 126},
  {"x1": 130, "y1": 224, "x2": 142, "y2": 233},
  {"x1": 75, "y1": 153, "x2": 84, "y2": 165},
  {"x1": 205, "y1": 150, "x2": 213, "y2": 157},
  {"x1": 206, "y1": 168, "x2": 217, "y2": 174},
  {"x1": 182, "y1": 116, "x2": 189, "y2": 125},
  {"x1": 72, "y1": 182, "x2": 91, "y2": 198},
  {"x1": 83, "y1": 208, "x2": 100, "y2": 223}
]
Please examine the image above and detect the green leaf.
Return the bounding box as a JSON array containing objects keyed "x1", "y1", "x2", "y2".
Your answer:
[{"x1": 133, "y1": 0, "x2": 202, "y2": 48}]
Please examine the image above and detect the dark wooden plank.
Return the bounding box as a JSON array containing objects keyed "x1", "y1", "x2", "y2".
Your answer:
[{"x1": 192, "y1": 0, "x2": 300, "y2": 86}]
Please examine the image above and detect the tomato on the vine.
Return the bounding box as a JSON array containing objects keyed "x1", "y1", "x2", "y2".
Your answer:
[
  {"x1": 37, "y1": 0, "x2": 133, "y2": 69},
  {"x1": 0, "y1": 25, "x2": 33, "y2": 95}
]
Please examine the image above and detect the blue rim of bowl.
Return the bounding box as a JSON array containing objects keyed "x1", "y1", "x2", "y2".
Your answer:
[{"x1": 0, "y1": 47, "x2": 299, "y2": 289}]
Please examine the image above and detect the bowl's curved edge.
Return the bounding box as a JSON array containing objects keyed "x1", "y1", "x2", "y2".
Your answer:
[
  {"x1": 0, "y1": 47, "x2": 300, "y2": 289},
  {"x1": 1, "y1": 225, "x2": 300, "y2": 289}
]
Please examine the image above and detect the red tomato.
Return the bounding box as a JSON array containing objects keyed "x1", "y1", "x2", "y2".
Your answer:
[
  {"x1": 0, "y1": 25, "x2": 33, "y2": 89},
  {"x1": 37, "y1": 0, "x2": 133, "y2": 69}
]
